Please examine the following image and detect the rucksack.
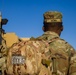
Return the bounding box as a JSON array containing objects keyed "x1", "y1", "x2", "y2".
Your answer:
[
  {"x1": 5, "y1": 40, "x2": 52, "y2": 75},
  {"x1": 5, "y1": 38, "x2": 69, "y2": 75}
]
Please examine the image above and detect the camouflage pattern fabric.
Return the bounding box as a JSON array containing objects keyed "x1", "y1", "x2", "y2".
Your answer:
[
  {"x1": 36, "y1": 31, "x2": 76, "y2": 75},
  {"x1": 6, "y1": 40, "x2": 52, "y2": 75},
  {"x1": 43, "y1": 11, "x2": 62, "y2": 23},
  {"x1": 0, "y1": 57, "x2": 6, "y2": 75},
  {"x1": 69, "y1": 53, "x2": 76, "y2": 75},
  {"x1": 0, "y1": 38, "x2": 7, "y2": 57},
  {"x1": 0, "y1": 38, "x2": 7, "y2": 75}
]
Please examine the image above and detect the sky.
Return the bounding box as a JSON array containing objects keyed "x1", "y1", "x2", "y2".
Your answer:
[{"x1": 0, "y1": 0, "x2": 76, "y2": 49}]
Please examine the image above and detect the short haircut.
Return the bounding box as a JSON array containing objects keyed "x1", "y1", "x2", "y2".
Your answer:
[{"x1": 43, "y1": 22, "x2": 63, "y2": 32}]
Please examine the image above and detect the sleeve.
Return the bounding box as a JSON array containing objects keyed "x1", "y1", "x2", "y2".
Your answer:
[{"x1": 69, "y1": 49, "x2": 76, "y2": 75}]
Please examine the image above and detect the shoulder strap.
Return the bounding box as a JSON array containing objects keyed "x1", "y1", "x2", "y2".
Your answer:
[
  {"x1": 47, "y1": 37, "x2": 59, "y2": 44},
  {"x1": 47, "y1": 37, "x2": 59, "y2": 75}
]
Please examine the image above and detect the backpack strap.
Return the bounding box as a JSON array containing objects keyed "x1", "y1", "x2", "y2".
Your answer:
[
  {"x1": 48, "y1": 37, "x2": 59, "y2": 75},
  {"x1": 67, "y1": 48, "x2": 71, "y2": 75},
  {"x1": 41, "y1": 37, "x2": 59, "y2": 75}
]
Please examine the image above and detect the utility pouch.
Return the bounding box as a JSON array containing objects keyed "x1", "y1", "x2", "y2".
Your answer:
[{"x1": 52, "y1": 57, "x2": 57, "y2": 75}]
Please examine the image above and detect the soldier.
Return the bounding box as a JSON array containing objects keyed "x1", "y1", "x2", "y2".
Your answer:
[
  {"x1": 35, "y1": 11, "x2": 76, "y2": 75},
  {"x1": 5, "y1": 11, "x2": 76, "y2": 75},
  {"x1": 0, "y1": 12, "x2": 8, "y2": 75}
]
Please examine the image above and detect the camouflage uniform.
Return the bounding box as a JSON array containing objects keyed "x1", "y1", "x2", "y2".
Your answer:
[
  {"x1": 36, "y1": 11, "x2": 76, "y2": 75},
  {"x1": 37, "y1": 31, "x2": 76, "y2": 75},
  {"x1": 0, "y1": 12, "x2": 7, "y2": 75}
]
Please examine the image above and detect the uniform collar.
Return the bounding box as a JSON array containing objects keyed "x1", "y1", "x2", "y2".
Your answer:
[{"x1": 44, "y1": 31, "x2": 60, "y2": 38}]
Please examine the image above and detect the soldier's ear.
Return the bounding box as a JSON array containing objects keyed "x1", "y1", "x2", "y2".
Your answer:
[{"x1": 61, "y1": 25, "x2": 63, "y2": 31}]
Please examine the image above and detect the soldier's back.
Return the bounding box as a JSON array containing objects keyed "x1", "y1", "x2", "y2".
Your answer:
[{"x1": 36, "y1": 31, "x2": 75, "y2": 75}]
